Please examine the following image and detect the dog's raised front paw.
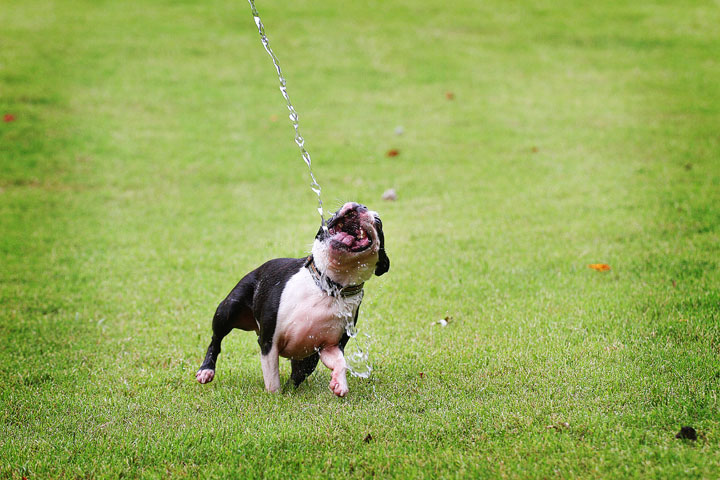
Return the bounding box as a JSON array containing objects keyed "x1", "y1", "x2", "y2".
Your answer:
[
  {"x1": 196, "y1": 369, "x2": 215, "y2": 384},
  {"x1": 329, "y1": 377, "x2": 348, "y2": 397}
]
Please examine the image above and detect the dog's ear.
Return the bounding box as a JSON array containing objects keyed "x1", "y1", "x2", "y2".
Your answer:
[
  {"x1": 376, "y1": 248, "x2": 390, "y2": 276},
  {"x1": 374, "y1": 216, "x2": 390, "y2": 276}
]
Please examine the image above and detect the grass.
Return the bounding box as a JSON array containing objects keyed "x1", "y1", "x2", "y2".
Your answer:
[{"x1": 2, "y1": 0, "x2": 719, "y2": 477}]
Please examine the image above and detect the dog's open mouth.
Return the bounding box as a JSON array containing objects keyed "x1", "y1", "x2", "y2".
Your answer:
[{"x1": 328, "y1": 212, "x2": 372, "y2": 252}]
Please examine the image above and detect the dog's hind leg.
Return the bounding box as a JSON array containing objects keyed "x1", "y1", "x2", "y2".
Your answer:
[
  {"x1": 196, "y1": 311, "x2": 231, "y2": 384},
  {"x1": 196, "y1": 277, "x2": 256, "y2": 384},
  {"x1": 289, "y1": 353, "x2": 320, "y2": 388}
]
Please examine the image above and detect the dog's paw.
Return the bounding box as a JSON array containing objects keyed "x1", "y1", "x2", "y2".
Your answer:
[
  {"x1": 329, "y1": 378, "x2": 348, "y2": 397},
  {"x1": 196, "y1": 369, "x2": 215, "y2": 384}
]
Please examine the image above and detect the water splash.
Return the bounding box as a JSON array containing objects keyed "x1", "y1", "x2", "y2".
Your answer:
[
  {"x1": 345, "y1": 329, "x2": 373, "y2": 378},
  {"x1": 247, "y1": 0, "x2": 327, "y2": 232},
  {"x1": 340, "y1": 301, "x2": 373, "y2": 378}
]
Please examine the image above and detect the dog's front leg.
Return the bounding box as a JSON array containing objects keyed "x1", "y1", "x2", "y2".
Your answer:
[
  {"x1": 319, "y1": 345, "x2": 348, "y2": 397},
  {"x1": 260, "y1": 345, "x2": 281, "y2": 393}
]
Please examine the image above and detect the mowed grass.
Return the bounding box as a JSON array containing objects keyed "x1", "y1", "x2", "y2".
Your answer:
[{"x1": 2, "y1": 0, "x2": 720, "y2": 477}]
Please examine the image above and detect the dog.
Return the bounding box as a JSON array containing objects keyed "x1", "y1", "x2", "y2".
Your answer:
[{"x1": 196, "y1": 202, "x2": 389, "y2": 396}]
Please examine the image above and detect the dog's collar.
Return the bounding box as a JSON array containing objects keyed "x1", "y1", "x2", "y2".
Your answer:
[{"x1": 305, "y1": 255, "x2": 364, "y2": 298}]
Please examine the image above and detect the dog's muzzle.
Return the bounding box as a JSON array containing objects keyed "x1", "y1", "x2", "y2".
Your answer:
[{"x1": 325, "y1": 203, "x2": 373, "y2": 253}]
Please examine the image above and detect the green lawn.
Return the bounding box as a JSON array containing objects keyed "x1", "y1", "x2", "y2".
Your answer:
[{"x1": 2, "y1": 0, "x2": 719, "y2": 477}]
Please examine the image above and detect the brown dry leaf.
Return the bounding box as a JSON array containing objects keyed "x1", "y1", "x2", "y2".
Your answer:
[
  {"x1": 546, "y1": 422, "x2": 570, "y2": 431},
  {"x1": 588, "y1": 263, "x2": 611, "y2": 271},
  {"x1": 445, "y1": 92, "x2": 455, "y2": 100},
  {"x1": 386, "y1": 149, "x2": 400, "y2": 157}
]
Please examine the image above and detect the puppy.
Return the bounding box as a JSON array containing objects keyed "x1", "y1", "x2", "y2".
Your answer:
[{"x1": 196, "y1": 202, "x2": 389, "y2": 397}]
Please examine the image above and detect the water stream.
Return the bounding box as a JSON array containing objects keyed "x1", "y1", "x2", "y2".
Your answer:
[{"x1": 247, "y1": 0, "x2": 327, "y2": 232}]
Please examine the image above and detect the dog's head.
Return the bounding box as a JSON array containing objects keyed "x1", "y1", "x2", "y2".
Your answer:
[{"x1": 312, "y1": 202, "x2": 389, "y2": 286}]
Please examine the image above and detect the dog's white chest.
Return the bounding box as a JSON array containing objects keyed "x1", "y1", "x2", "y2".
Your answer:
[{"x1": 274, "y1": 269, "x2": 360, "y2": 359}]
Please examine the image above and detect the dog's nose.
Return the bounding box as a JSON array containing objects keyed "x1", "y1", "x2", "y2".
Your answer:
[{"x1": 342, "y1": 202, "x2": 367, "y2": 213}]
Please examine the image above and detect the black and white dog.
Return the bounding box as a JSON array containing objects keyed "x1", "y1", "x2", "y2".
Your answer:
[{"x1": 196, "y1": 202, "x2": 389, "y2": 397}]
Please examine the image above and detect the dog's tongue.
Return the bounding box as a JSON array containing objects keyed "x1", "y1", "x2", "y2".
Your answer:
[{"x1": 337, "y1": 232, "x2": 354, "y2": 246}]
